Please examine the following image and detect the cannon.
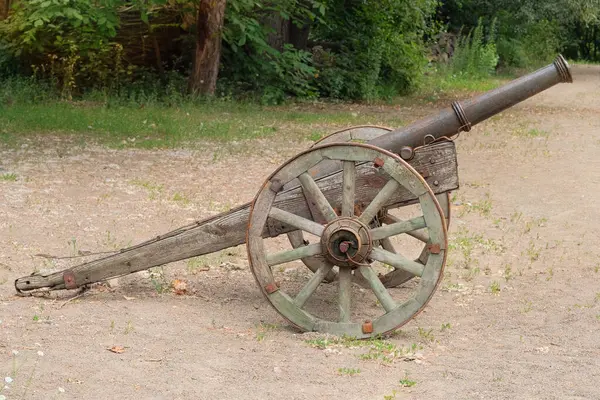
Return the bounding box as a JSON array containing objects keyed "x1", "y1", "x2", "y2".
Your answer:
[{"x1": 14, "y1": 55, "x2": 573, "y2": 338}]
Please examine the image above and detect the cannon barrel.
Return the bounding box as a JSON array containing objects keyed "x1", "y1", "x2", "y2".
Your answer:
[{"x1": 367, "y1": 54, "x2": 572, "y2": 155}]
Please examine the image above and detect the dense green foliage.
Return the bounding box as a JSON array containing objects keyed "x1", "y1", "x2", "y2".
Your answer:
[
  {"x1": 440, "y1": 0, "x2": 600, "y2": 69},
  {"x1": 0, "y1": 0, "x2": 598, "y2": 103}
]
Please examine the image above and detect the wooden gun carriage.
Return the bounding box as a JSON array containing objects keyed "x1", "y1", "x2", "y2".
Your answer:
[{"x1": 14, "y1": 56, "x2": 573, "y2": 338}]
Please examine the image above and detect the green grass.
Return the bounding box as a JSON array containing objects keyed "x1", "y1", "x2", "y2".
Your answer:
[
  {"x1": 0, "y1": 100, "x2": 406, "y2": 149},
  {"x1": 1, "y1": 173, "x2": 17, "y2": 181},
  {"x1": 337, "y1": 367, "x2": 361, "y2": 376},
  {"x1": 412, "y1": 71, "x2": 512, "y2": 103},
  {"x1": 0, "y1": 71, "x2": 514, "y2": 149}
]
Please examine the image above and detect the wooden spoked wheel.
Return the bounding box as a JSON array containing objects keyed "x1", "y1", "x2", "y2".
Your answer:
[
  {"x1": 247, "y1": 143, "x2": 447, "y2": 337},
  {"x1": 288, "y1": 125, "x2": 451, "y2": 288}
]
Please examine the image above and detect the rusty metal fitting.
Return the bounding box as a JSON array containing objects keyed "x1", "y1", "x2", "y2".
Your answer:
[
  {"x1": 427, "y1": 243, "x2": 441, "y2": 254},
  {"x1": 264, "y1": 283, "x2": 279, "y2": 294},
  {"x1": 362, "y1": 321, "x2": 373, "y2": 334},
  {"x1": 399, "y1": 146, "x2": 414, "y2": 161},
  {"x1": 373, "y1": 157, "x2": 385, "y2": 168},
  {"x1": 63, "y1": 270, "x2": 77, "y2": 289},
  {"x1": 452, "y1": 101, "x2": 472, "y2": 132}
]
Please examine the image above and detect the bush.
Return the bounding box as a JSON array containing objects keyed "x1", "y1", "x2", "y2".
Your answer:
[
  {"x1": 0, "y1": 0, "x2": 121, "y2": 98},
  {"x1": 449, "y1": 17, "x2": 499, "y2": 77},
  {"x1": 311, "y1": 0, "x2": 437, "y2": 101},
  {"x1": 496, "y1": 19, "x2": 561, "y2": 69}
]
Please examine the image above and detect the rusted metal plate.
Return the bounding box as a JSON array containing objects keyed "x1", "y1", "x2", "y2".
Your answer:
[
  {"x1": 265, "y1": 282, "x2": 279, "y2": 294},
  {"x1": 63, "y1": 270, "x2": 77, "y2": 289},
  {"x1": 362, "y1": 321, "x2": 374, "y2": 334}
]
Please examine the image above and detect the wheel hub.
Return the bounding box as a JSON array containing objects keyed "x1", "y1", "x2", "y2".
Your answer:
[{"x1": 321, "y1": 217, "x2": 372, "y2": 268}]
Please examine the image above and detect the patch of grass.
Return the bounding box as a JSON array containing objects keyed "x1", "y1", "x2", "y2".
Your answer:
[
  {"x1": 399, "y1": 377, "x2": 417, "y2": 388},
  {"x1": 524, "y1": 217, "x2": 548, "y2": 233},
  {"x1": 130, "y1": 179, "x2": 163, "y2": 200},
  {"x1": 1, "y1": 173, "x2": 17, "y2": 181},
  {"x1": 415, "y1": 71, "x2": 511, "y2": 103},
  {"x1": 448, "y1": 227, "x2": 504, "y2": 269},
  {"x1": 304, "y1": 335, "x2": 419, "y2": 363},
  {"x1": 0, "y1": 97, "x2": 408, "y2": 149},
  {"x1": 255, "y1": 323, "x2": 279, "y2": 342},
  {"x1": 337, "y1": 367, "x2": 361, "y2": 376},
  {"x1": 524, "y1": 240, "x2": 541, "y2": 263},
  {"x1": 520, "y1": 300, "x2": 533, "y2": 313},
  {"x1": 440, "y1": 323, "x2": 452, "y2": 331},
  {"x1": 489, "y1": 280, "x2": 501, "y2": 295},
  {"x1": 511, "y1": 124, "x2": 550, "y2": 138},
  {"x1": 503, "y1": 264, "x2": 513, "y2": 282},
  {"x1": 172, "y1": 192, "x2": 190, "y2": 205},
  {"x1": 124, "y1": 320, "x2": 135, "y2": 334},
  {"x1": 459, "y1": 193, "x2": 493, "y2": 217},
  {"x1": 417, "y1": 327, "x2": 435, "y2": 342},
  {"x1": 149, "y1": 267, "x2": 169, "y2": 293},
  {"x1": 186, "y1": 257, "x2": 210, "y2": 274}
]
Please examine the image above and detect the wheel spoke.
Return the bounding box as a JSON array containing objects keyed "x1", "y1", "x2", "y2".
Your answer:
[
  {"x1": 358, "y1": 265, "x2": 397, "y2": 312},
  {"x1": 380, "y1": 238, "x2": 396, "y2": 253},
  {"x1": 370, "y1": 247, "x2": 424, "y2": 277},
  {"x1": 294, "y1": 263, "x2": 334, "y2": 307},
  {"x1": 269, "y1": 207, "x2": 324, "y2": 237},
  {"x1": 267, "y1": 243, "x2": 322, "y2": 267},
  {"x1": 341, "y1": 161, "x2": 356, "y2": 217},
  {"x1": 298, "y1": 172, "x2": 338, "y2": 222},
  {"x1": 359, "y1": 179, "x2": 400, "y2": 225},
  {"x1": 338, "y1": 268, "x2": 352, "y2": 322},
  {"x1": 384, "y1": 214, "x2": 429, "y2": 243},
  {"x1": 380, "y1": 269, "x2": 415, "y2": 288},
  {"x1": 370, "y1": 216, "x2": 427, "y2": 241}
]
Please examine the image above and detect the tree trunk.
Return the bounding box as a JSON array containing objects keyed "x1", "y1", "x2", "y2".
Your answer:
[
  {"x1": 0, "y1": 0, "x2": 10, "y2": 20},
  {"x1": 188, "y1": 0, "x2": 227, "y2": 95}
]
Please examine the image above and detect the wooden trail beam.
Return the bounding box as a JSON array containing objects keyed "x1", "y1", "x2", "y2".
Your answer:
[{"x1": 14, "y1": 141, "x2": 458, "y2": 293}]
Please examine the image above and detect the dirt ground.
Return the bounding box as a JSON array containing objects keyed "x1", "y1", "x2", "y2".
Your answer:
[{"x1": 1, "y1": 64, "x2": 599, "y2": 400}]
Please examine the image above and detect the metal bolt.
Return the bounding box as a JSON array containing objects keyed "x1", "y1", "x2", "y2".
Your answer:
[
  {"x1": 400, "y1": 146, "x2": 414, "y2": 160},
  {"x1": 433, "y1": 180, "x2": 439, "y2": 186},
  {"x1": 339, "y1": 241, "x2": 350, "y2": 253},
  {"x1": 429, "y1": 157, "x2": 435, "y2": 164}
]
